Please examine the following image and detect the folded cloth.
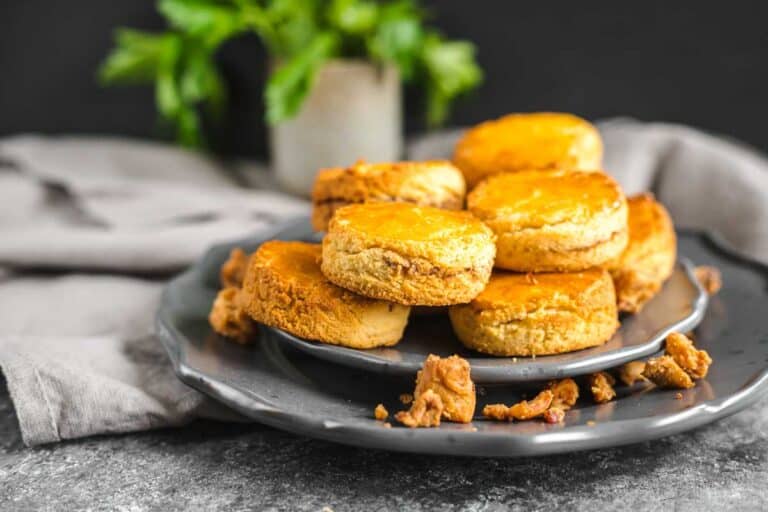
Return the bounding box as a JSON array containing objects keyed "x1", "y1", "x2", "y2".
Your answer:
[{"x1": 1, "y1": 119, "x2": 767, "y2": 446}]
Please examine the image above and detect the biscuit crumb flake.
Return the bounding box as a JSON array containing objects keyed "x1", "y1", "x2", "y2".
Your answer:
[
  {"x1": 643, "y1": 356, "x2": 694, "y2": 389},
  {"x1": 589, "y1": 372, "x2": 616, "y2": 403},
  {"x1": 543, "y1": 407, "x2": 566, "y2": 424},
  {"x1": 413, "y1": 354, "x2": 476, "y2": 423},
  {"x1": 547, "y1": 378, "x2": 579, "y2": 410},
  {"x1": 374, "y1": 404, "x2": 389, "y2": 421},
  {"x1": 665, "y1": 332, "x2": 712, "y2": 379},
  {"x1": 399, "y1": 393, "x2": 414, "y2": 405},
  {"x1": 618, "y1": 361, "x2": 648, "y2": 386},
  {"x1": 395, "y1": 389, "x2": 444, "y2": 428},
  {"x1": 694, "y1": 265, "x2": 722, "y2": 295},
  {"x1": 483, "y1": 390, "x2": 554, "y2": 421},
  {"x1": 220, "y1": 248, "x2": 250, "y2": 288},
  {"x1": 208, "y1": 287, "x2": 256, "y2": 344}
]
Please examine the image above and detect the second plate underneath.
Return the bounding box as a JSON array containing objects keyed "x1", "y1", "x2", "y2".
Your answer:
[{"x1": 267, "y1": 260, "x2": 707, "y2": 383}]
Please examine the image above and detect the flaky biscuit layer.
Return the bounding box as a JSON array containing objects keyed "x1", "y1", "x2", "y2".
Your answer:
[
  {"x1": 608, "y1": 194, "x2": 677, "y2": 312},
  {"x1": 241, "y1": 240, "x2": 410, "y2": 348},
  {"x1": 449, "y1": 269, "x2": 618, "y2": 356},
  {"x1": 311, "y1": 160, "x2": 466, "y2": 231},
  {"x1": 453, "y1": 112, "x2": 603, "y2": 187},
  {"x1": 321, "y1": 203, "x2": 496, "y2": 306},
  {"x1": 468, "y1": 170, "x2": 628, "y2": 272}
]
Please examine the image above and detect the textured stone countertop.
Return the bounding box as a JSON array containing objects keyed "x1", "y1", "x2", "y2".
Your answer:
[{"x1": 2, "y1": 375, "x2": 767, "y2": 512}]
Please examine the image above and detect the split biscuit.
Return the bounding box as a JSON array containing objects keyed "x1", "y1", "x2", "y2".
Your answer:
[
  {"x1": 467, "y1": 169, "x2": 628, "y2": 272},
  {"x1": 608, "y1": 194, "x2": 676, "y2": 313},
  {"x1": 453, "y1": 112, "x2": 603, "y2": 188},
  {"x1": 241, "y1": 240, "x2": 410, "y2": 348},
  {"x1": 449, "y1": 269, "x2": 619, "y2": 356},
  {"x1": 311, "y1": 160, "x2": 466, "y2": 231},
  {"x1": 321, "y1": 202, "x2": 496, "y2": 306}
]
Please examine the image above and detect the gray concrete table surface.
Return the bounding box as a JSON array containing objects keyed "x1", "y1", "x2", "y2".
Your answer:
[{"x1": 1, "y1": 375, "x2": 767, "y2": 512}]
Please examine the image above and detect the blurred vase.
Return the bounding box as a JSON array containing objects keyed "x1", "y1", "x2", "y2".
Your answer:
[{"x1": 270, "y1": 59, "x2": 402, "y2": 197}]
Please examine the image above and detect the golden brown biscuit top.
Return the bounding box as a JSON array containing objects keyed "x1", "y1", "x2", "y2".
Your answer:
[
  {"x1": 468, "y1": 170, "x2": 625, "y2": 227},
  {"x1": 312, "y1": 160, "x2": 465, "y2": 203},
  {"x1": 329, "y1": 202, "x2": 491, "y2": 242},
  {"x1": 254, "y1": 240, "x2": 325, "y2": 283},
  {"x1": 469, "y1": 269, "x2": 610, "y2": 314},
  {"x1": 453, "y1": 112, "x2": 602, "y2": 185}
]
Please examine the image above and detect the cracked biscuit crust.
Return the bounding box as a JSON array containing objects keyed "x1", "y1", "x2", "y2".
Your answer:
[
  {"x1": 453, "y1": 112, "x2": 603, "y2": 188},
  {"x1": 449, "y1": 269, "x2": 618, "y2": 356},
  {"x1": 321, "y1": 203, "x2": 496, "y2": 306},
  {"x1": 241, "y1": 241, "x2": 410, "y2": 348},
  {"x1": 468, "y1": 170, "x2": 628, "y2": 272},
  {"x1": 608, "y1": 194, "x2": 676, "y2": 313},
  {"x1": 311, "y1": 160, "x2": 466, "y2": 231}
]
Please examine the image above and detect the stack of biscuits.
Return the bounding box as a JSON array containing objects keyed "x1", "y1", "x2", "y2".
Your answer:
[{"x1": 210, "y1": 112, "x2": 678, "y2": 358}]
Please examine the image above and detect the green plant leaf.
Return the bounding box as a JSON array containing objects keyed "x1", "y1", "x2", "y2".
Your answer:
[
  {"x1": 154, "y1": 35, "x2": 184, "y2": 119},
  {"x1": 327, "y1": 0, "x2": 378, "y2": 35},
  {"x1": 176, "y1": 106, "x2": 204, "y2": 148},
  {"x1": 99, "y1": 29, "x2": 170, "y2": 84},
  {"x1": 158, "y1": 0, "x2": 245, "y2": 48},
  {"x1": 367, "y1": 2, "x2": 423, "y2": 80},
  {"x1": 264, "y1": 31, "x2": 339, "y2": 124},
  {"x1": 264, "y1": 0, "x2": 322, "y2": 56},
  {"x1": 421, "y1": 32, "x2": 483, "y2": 126}
]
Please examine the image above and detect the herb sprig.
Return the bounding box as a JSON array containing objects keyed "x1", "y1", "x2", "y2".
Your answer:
[{"x1": 100, "y1": 0, "x2": 483, "y2": 148}]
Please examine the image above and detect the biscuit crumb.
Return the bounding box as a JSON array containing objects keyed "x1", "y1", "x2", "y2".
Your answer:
[
  {"x1": 482, "y1": 403, "x2": 510, "y2": 421},
  {"x1": 618, "y1": 361, "x2": 648, "y2": 386},
  {"x1": 665, "y1": 332, "x2": 712, "y2": 379},
  {"x1": 220, "y1": 248, "x2": 250, "y2": 288},
  {"x1": 586, "y1": 420, "x2": 596, "y2": 427},
  {"x1": 412, "y1": 354, "x2": 476, "y2": 423},
  {"x1": 208, "y1": 287, "x2": 256, "y2": 344},
  {"x1": 675, "y1": 392, "x2": 683, "y2": 400},
  {"x1": 399, "y1": 393, "x2": 413, "y2": 405},
  {"x1": 643, "y1": 356, "x2": 694, "y2": 389},
  {"x1": 383, "y1": 422, "x2": 392, "y2": 428},
  {"x1": 483, "y1": 390, "x2": 554, "y2": 421},
  {"x1": 395, "y1": 389, "x2": 444, "y2": 428},
  {"x1": 694, "y1": 265, "x2": 722, "y2": 295},
  {"x1": 543, "y1": 407, "x2": 566, "y2": 424},
  {"x1": 589, "y1": 372, "x2": 616, "y2": 403},
  {"x1": 374, "y1": 403, "x2": 388, "y2": 421},
  {"x1": 547, "y1": 378, "x2": 579, "y2": 410}
]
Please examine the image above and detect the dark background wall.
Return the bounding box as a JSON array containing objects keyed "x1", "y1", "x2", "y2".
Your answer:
[{"x1": 2, "y1": 1, "x2": 767, "y2": 158}]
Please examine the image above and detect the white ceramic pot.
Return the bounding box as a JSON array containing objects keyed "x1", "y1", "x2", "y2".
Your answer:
[{"x1": 270, "y1": 59, "x2": 402, "y2": 196}]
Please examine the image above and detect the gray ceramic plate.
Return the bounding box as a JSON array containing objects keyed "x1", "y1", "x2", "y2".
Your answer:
[
  {"x1": 270, "y1": 266, "x2": 707, "y2": 384},
  {"x1": 157, "y1": 223, "x2": 768, "y2": 457},
  {"x1": 200, "y1": 218, "x2": 709, "y2": 383}
]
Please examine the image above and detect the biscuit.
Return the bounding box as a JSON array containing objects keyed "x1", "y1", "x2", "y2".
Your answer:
[
  {"x1": 311, "y1": 160, "x2": 466, "y2": 231},
  {"x1": 208, "y1": 286, "x2": 257, "y2": 344},
  {"x1": 608, "y1": 194, "x2": 676, "y2": 312},
  {"x1": 449, "y1": 269, "x2": 618, "y2": 356},
  {"x1": 467, "y1": 170, "x2": 628, "y2": 272},
  {"x1": 321, "y1": 203, "x2": 496, "y2": 306},
  {"x1": 453, "y1": 112, "x2": 603, "y2": 187},
  {"x1": 241, "y1": 240, "x2": 410, "y2": 348}
]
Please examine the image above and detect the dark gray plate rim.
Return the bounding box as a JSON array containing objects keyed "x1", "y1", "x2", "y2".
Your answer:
[
  {"x1": 156, "y1": 223, "x2": 768, "y2": 457},
  {"x1": 267, "y1": 259, "x2": 708, "y2": 383}
]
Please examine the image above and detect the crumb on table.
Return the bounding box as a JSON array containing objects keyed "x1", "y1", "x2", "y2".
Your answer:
[
  {"x1": 483, "y1": 390, "x2": 554, "y2": 422},
  {"x1": 548, "y1": 378, "x2": 579, "y2": 410},
  {"x1": 618, "y1": 361, "x2": 648, "y2": 386}
]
